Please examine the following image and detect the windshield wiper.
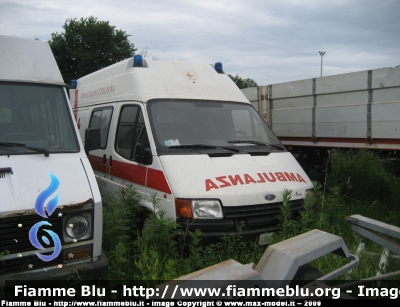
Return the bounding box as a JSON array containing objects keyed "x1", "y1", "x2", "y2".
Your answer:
[
  {"x1": 0, "y1": 142, "x2": 49, "y2": 157},
  {"x1": 0, "y1": 142, "x2": 24, "y2": 153},
  {"x1": 227, "y1": 140, "x2": 285, "y2": 151},
  {"x1": 25, "y1": 146, "x2": 50, "y2": 157},
  {"x1": 0, "y1": 142, "x2": 26, "y2": 147},
  {"x1": 168, "y1": 144, "x2": 240, "y2": 153},
  {"x1": 168, "y1": 144, "x2": 217, "y2": 149}
]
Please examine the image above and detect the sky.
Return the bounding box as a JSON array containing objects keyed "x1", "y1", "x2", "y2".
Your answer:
[{"x1": 1, "y1": 0, "x2": 399, "y2": 85}]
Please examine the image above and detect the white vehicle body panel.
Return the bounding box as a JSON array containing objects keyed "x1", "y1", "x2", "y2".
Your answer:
[
  {"x1": 159, "y1": 153, "x2": 309, "y2": 203},
  {"x1": 0, "y1": 35, "x2": 64, "y2": 85},
  {"x1": 2, "y1": 155, "x2": 92, "y2": 214}
]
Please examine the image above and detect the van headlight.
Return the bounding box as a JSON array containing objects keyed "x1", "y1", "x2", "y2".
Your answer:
[
  {"x1": 63, "y1": 212, "x2": 92, "y2": 242},
  {"x1": 175, "y1": 199, "x2": 223, "y2": 219},
  {"x1": 193, "y1": 200, "x2": 223, "y2": 219}
]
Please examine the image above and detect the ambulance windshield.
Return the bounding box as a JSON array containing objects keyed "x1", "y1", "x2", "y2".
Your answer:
[
  {"x1": 148, "y1": 100, "x2": 282, "y2": 152},
  {"x1": 0, "y1": 82, "x2": 79, "y2": 155}
]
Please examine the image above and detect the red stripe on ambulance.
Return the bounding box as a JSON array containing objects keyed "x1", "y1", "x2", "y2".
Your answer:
[
  {"x1": 88, "y1": 155, "x2": 171, "y2": 194},
  {"x1": 147, "y1": 168, "x2": 172, "y2": 194},
  {"x1": 111, "y1": 160, "x2": 147, "y2": 186},
  {"x1": 205, "y1": 172, "x2": 307, "y2": 192}
]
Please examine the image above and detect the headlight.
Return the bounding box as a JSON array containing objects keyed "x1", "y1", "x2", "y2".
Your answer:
[
  {"x1": 63, "y1": 212, "x2": 92, "y2": 242},
  {"x1": 192, "y1": 200, "x2": 223, "y2": 219},
  {"x1": 66, "y1": 215, "x2": 88, "y2": 238},
  {"x1": 175, "y1": 199, "x2": 223, "y2": 219}
]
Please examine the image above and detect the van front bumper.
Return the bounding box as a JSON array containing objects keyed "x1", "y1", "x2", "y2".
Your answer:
[
  {"x1": 177, "y1": 217, "x2": 277, "y2": 239},
  {"x1": 0, "y1": 250, "x2": 108, "y2": 287}
]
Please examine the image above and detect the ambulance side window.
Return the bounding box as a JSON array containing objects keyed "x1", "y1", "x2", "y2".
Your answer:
[
  {"x1": 115, "y1": 105, "x2": 150, "y2": 161},
  {"x1": 89, "y1": 107, "x2": 113, "y2": 149}
]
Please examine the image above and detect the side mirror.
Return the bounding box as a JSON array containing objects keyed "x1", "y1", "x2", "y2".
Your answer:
[
  {"x1": 143, "y1": 148, "x2": 153, "y2": 165},
  {"x1": 135, "y1": 143, "x2": 143, "y2": 163},
  {"x1": 135, "y1": 143, "x2": 152, "y2": 165},
  {"x1": 85, "y1": 128, "x2": 101, "y2": 155}
]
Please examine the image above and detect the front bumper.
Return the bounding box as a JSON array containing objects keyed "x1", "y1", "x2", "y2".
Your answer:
[{"x1": 0, "y1": 250, "x2": 108, "y2": 287}]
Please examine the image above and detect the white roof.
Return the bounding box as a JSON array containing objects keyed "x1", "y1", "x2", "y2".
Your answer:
[
  {"x1": 73, "y1": 58, "x2": 249, "y2": 107},
  {"x1": 0, "y1": 35, "x2": 64, "y2": 85}
]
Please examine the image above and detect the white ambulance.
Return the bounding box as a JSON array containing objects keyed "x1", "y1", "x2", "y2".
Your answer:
[
  {"x1": 70, "y1": 55, "x2": 314, "y2": 241},
  {"x1": 0, "y1": 35, "x2": 107, "y2": 283}
]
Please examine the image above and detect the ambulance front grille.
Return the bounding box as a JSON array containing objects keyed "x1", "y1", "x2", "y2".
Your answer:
[
  {"x1": 222, "y1": 199, "x2": 304, "y2": 230},
  {"x1": 0, "y1": 213, "x2": 62, "y2": 275}
]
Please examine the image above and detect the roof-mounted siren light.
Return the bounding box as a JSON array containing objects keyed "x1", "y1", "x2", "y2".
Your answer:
[
  {"x1": 70, "y1": 80, "x2": 77, "y2": 89},
  {"x1": 214, "y1": 62, "x2": 224, "y2": 74},
  {"x1": 133, "y1": 54, "x2": 143, "y2": 67}
]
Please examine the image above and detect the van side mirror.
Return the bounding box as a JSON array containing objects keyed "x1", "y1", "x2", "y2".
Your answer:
[
  {"x1": 85, "y1": 128, "x2": 101, "y2": 155},
  {"x1": 135, "y1": 143, "x2": 152, "y2": 165},
  {"x1": 134, "y1": 143, "x2": 143, "y2": 162},
  {"x1": 143, "y1": 148, "x2": 153, "y2": 165}
]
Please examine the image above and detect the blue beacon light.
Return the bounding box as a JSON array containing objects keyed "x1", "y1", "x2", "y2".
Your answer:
[
  {"x1": 134, "y1": 54, "x2": 143, "y2": 67},
  {"x1": 214, "y1": 62, "x2": 223, "y2": 73}
]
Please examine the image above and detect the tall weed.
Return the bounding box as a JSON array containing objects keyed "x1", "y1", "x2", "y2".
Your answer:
[
  {"x1": 102, "y1": 186, "x2": 264, "y2": 281},
  {"x1": 327, "y1": 149, "x2": 400, "y2": 203},
  {"x1": 102, "y1": 186, "x2": 144, "y2": 252}
]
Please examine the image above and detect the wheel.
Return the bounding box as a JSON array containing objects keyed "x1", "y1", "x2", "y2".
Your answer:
[
  {"x1": 0, "y1": 132, "x2": 42, "y2": 142},
  {"x1": 140, "y1": 212, "x2": 153, "y2": 240},
  {"x1": 142, "y1": 217, "x2": 151, "y2": 231}
]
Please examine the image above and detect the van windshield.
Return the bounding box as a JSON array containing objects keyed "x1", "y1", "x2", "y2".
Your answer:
[
  {"x1": 0, "y1": 82, "x2": 79, "y2": 155},
  {"x1": 147, "y1": 100, "x2": 282, "y2": 153}
]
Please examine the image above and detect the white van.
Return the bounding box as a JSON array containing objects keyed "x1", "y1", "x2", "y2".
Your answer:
[
  {"x1": 0, "y1": 35, "x2": 107, "y2": 283},
  {"x1": 70, "y1": 56, "x2": 314, "y2": 242}
]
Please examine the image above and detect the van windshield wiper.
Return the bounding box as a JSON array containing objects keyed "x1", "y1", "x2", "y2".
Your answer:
[
  {"x1": 227, "y1": 140, "x2": 285, "y2": 151},
  {"x1": 0, "y1": 142, "x2": 26, "y2": 147},
  {"x1": 169, "y1": 144, "x2": 216, "y2": 149},
  {"x1": 0, "y1": 142, "x2": 50, "y2": 157},
  {"x1": 168, "y1": 144, "x2": 240, "y2": 153},
  {"x1": 25, "y1": 146, "x2": 50, "y2": 157}
]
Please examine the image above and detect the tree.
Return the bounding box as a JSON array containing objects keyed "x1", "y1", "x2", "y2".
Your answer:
[
  {"x1": 49, "y1": 16, "x2": 137, "y2": 85},
  {"x1": 228, "y1": 74, "x2": 258, "y2": 89}
]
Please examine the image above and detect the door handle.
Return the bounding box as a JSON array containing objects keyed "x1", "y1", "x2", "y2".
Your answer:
[{"x1": 0, "y1": 167, "x2": 13, "y2": 175}]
